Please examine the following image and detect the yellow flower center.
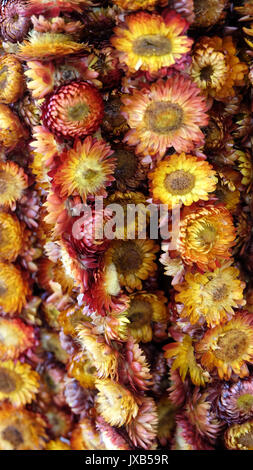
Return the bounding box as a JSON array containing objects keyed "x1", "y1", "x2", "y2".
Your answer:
[
  {"x1": 2, "y1": 426, "x2": 23, "y2": 448},
  {"x1": 133, "y1": 35, "x2": 172, "y2": 57},
  {"x1": 164, "y1": 170, "x2": 195, "y2": 195},
  {"x1": 82, "y1": 169, "x2": 98, "y2": 183},
  {"x1": 128, "y1": 299, "x2": 153, "y2": 327},
  {"x1": 237, "y1": 394, "x2": 253, "y2": 412},
  {"x1": 198, "y1": 223, "x2": 217, "y2": 246},
  {"x1": 145, "y1": 101, "x2": 183, "y2": 134},
  {"x1": 68, "y1": 102, "x2": 89, "y2": 122},
  {"x1": 212, "y1": 283, "x2": 228, "y2": 301},
  {"x1": 214, "y1": 329, "x2": 247, "y2": 362},
  {"x1": 112, "y1": 241, "x2": 142, "y2": 274},
  {"x1": 0, "y1": 368, "x2": 16, "y2": 393}
]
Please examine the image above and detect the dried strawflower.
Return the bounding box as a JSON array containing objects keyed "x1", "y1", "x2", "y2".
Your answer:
[
  {"x1": 225, "y1": 421, "x2": 253, "y2": 450},
  {"x1": 111, "y1": 11, "x2": 192, "y2": 74},
  {"x1": 164, "y1": 334, "x2": 209, "y2": 386},
  {"x1": 149, "y1": 153, "x2": 217, "y2": 208},
  {"x1": 174, "y1": 263, "x2": 246, "y2": 327},
  {"x1": 16, "y1": 31, "x2": 87, "y2": 62},
  {"x1": 95, "y1": 378, "x2": 139, "y2": 427},
  {"x1": 42, "y1": 81, "x2": 104, "y2": 138},
  {"x1": 0, "y1": 360, "x2": 40, "y2": 407},
  {"x1": 0, "y1": 55, "x2": 24, "y2": 104},
  {"x1": 192, "y1": 0, "x2": 227, "y2": 28},
  {"x1": 196, "y1": 312, "x2": 253, "y2": 380},
  {"x1": 0, "y1": 0, "x2": 31, "y2": 43},
  {"x1": 122, "y1": 75, "x2": 208, "y2": 157},
  {"x1": 176, "y1": 204, "x2": 236, "y2": 271},
  {"x1": 51, "y1": 137, "x2": 115, "y2": 200},
  {"x1": 0, "y1": 262, "x2": 30, "y2": 316},
  {"x1": 124, "y1": 291, "x2": 167, "y2": 342},
  {"x1": 0, "y1": 404, "x2": 47, "y2": 450},
  {"x1": 126, "y1": 396, "x2": 158, "y2": 449},
  {"x1": 104, "y1": 239, "x2": 159, "y2": 291},
  {"x1": 0, "y1": 105, "x2": 27, "y2": 152}
]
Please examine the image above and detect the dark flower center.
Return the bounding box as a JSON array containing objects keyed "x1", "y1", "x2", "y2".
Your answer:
[
  {"x1": 128, "y1": 299, "x2": 153, "y2": 327},
  {"x1": 112, "y1": 241, "x2": 142, "y2": 274},
  {"x1": 200, "y1": 65, "x2": 214, "y2": 82},
  {"x1": 133, "y1": 35, "x2": 172, "y2": 57},
  {"x1": 2, "y1": 426, "x2": 23, "y2": 448},
  {"x1": 215, "y1": 329, "x2": 247, "y2": 362},
  {"x1": 0, "y1": 368, "x2": 16, "y2": 393},
  {"x1": 114, "y1": 149, "x2": 137, "y2": 180},
  {"x1": 104, "y1": 97, "x2": 126, "y2": 128}
]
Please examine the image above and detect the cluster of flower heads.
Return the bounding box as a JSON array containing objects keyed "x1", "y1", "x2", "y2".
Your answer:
[{"x1": 0, "y1": 0, "x2": 252, "y2": 451}]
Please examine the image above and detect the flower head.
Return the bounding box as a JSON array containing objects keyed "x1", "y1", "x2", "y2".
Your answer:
[
  {"x1": 122, "y1": 75, "x2": 208, "y2": 157},
  {"x1": 30, "y1": 126, "x2": 59, "y2": 166},
  {"x1": 0, "y1": 317, "x2": 35, "y2": 360},
  {"x1": 95, "y1": 378, "x2": 139, "y2": 427},
  {"x1": 176, "y1": 388, "x2": 224, "y2": 449},
  {"x1": 113, "y1": 144, "x2": 146, "y2": 191},
  {"x1": 149, "y1": 153, "x2": 217, "y2": 208},
  {"x1": 26, "y1": 0, "x2": 92, "y2": 16},
  {"x1": 16, "y1": 31, "x2": 87, "y2": 61},
  {"x1": 0, "y1": 0, "x2": 31, "y2": 43},
  {"x1": 215, "y1": 378, "x2": 253, "y2": 424},
  {"x1": 177, "y1": 204, "x2": 236, "y2": 271},
  {"x1": 225, "y1": 421, "x2": 253, "y2": 450},
  {"x1": 51, "y1": 138, "x2": 115, "y2": 200},
  {"x1": 67, "y1": 351, "x2": 97, "y2": 389},
  {"x1": 124, "y1": 291, "x2": 167, "y2": 342},
  {"x1": 196, "y1": 313, "x2": 253, "y2": 380},
  {"x1": 76, "y1": 323, "x2": 119, "y2": 380},
  {"x1": 164, "y1": 334, "x2": 209, "y2": 386},
  {"x1": 111, "y1": 11, "x2": 192, "y2": 74},
  {"x1": 0, "y1": 212, "x2": 24, "y2": 262},
  {"x1": 25, "y1": 61, "x2": 55, "y2": 99},
  {"x1": 59, "y1": 305, "x2": 90, "y2": 337},
  {"x1": 122, "y1": 337, "x2": 153, "y2": 391},
  {"x1": 126, "y1": 396, "x2": 158, "y2": 449},
  {"x1": 104, "y1": 239, "x2": 159, "y2": 291},
  {"x1": 0, "y1": 105, "x2": 27, "y2": 151},
  {"x1": 0, "y1": 162, "x2": 28, "y2": 209},
  {"x1": 0, "y1": 262, "x2": 30, "y2": 315},
  {"x1": 0, "y1": 54, "x2": 24, "y2": 104},
  {"x1": 113, "y1": 0, "x2": 165, "y2": 10},
  {"x1": 0, "y1": 360, "x2": 40, "y2": 407},
  {"x1": 193, "y1": 0, "x2": 227, "y2": 28},
  {"x1": 42, "y1": 81, "x2": 104, "y2": 138},
  {"x1": 191, "y1": 36, "x2": 248, "y2": 101},
  {"x1": 175, "y1": 263, "x2": 246, "y2": 326},
  {"x1": 0, "y1": 404, "x2": 46, "y2": 450}
]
